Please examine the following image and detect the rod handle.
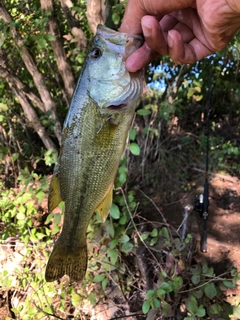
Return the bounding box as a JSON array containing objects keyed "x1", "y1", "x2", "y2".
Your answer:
[{"x1": 201, "y1": 229, "x2": 207, "y2": 253}]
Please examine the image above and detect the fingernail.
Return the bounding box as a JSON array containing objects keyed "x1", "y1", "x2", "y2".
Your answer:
[
  {"x1": 142, "y1": 20, "x2": 152, "y2": 38},
  {"x1": 168, "y1": 31, "x2": 174, "y2": 48}
]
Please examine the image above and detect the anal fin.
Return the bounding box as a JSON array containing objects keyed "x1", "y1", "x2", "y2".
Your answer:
[
  {"x1": 95, "y1": 185, "x2": 113, "y2": 221},
  {"x1": 48, "y1": 174, "x2": 63, "y2": 212}
]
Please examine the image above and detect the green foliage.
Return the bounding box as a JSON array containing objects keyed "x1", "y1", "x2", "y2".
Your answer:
[{"x1": 141, "y1": 227, "x2": 240, "y2": 319}]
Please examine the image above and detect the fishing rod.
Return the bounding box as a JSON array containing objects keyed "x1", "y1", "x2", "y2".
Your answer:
[
  {"x1": 194, "y1": 68, "x2": 212, "y2": 253},
  {"x1": 194, "y1": 106, "x2": 210, "y2": 253},
  {"x1": 201, "y1": 106, "x2": 210, "y2": 253}
]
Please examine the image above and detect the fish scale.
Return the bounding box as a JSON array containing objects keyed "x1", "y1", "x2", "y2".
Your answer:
[{"x1": 45, "y1": 25, "x2": 143, "y2": 282}]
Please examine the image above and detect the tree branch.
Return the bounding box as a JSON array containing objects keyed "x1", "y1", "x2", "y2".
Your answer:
[
  {"x1": 0, "y1": 63, "x2": 45, "y2": 113},
  {"x1": 40, "y1": 0, "x2": 76, "y2": 103},
  {"x1": 12, "y1": 86, "x2": 57, "y2": 150}
]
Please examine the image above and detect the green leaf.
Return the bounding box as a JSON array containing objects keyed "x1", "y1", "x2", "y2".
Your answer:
[
  {"x1": 196, "y1": 305, "x2": 206, "y2": 317},
  {"x1": 88, "y1": 292, "x2": 96, "y2": 305},
  {"x1": 45, "y1": 213, "x2": 52, "y2": 225},
  {"x1": 47, "y1": 34, "x2": 56, "y2": 41},
  {"x1": 0, "y1": 103, "x2": 8, "y2": 111},
  {"x1": 159, "y1": 227, "x2": 170, "y2": 239},
  {"x1": 38, "y1": 37, "x2": 47, "y2": 48},
  {"x1": 106, "y1": 221, "x2": 115, "y2": 237},
  {"x1": 129, "y1": 143, "x2": 140, "y2": 156},
  {"x1": 186, "y1": 296, "x2": 198, "y2": 315},
  {"x1": 129, "y1": 128, "x2": 136, "y2": 141},
  {"x1": 119, "y1": 214, "x2": 127, "y2": 225},
  {"x1": 150, "y1": 237, "x2": 158, "y2": 246},
  {"x1": 110, "y1": 203, "x2": 120, "y2": 219},
  {"x1": 21, "y1": 193, "x2": 31, "y2": 203},
  {"x1": 52, "y1": 224, "x2": 60, "y2": 235},
  {"x1": 191, "y1": 273, "x2": 200, "y2": 285},
  {"x1": 53, "y1": 213, "x2": 61, "y2": 225},
  {"x1": 121, "y1": 242, "x2": 134, "y2": 253},
  {"x1": 12, "y1": 153, "x2": 19, "y2": 162},
  {"x1": 16, "y1": 211, "x2": 25, "y2": 220},
  {"x1": 153, "y1": 298, "x2": 160, "y2": 308},
  {"x1": 71, "y1": 292, "x2": 81, "y2": 307},
  {"x1": 137, "y1": 108, "x2": 151, "y2": 116},
  {"x1": 142, "y1": 301, "x2": 151, "y2": 314},
  {"x1": 146, "y1": 289, "x2": 155, "y2": 300},
  {"x1": 223, "y1": 280, "x2": 236, "y2": 288},
  {"x1": 208, "y1": 303, "x2": 222, "y2": 316},
  {"x1": 102, "y1": 277, "x2": 108, "y2": 291},
  {"x1": 112, "y1": 12, "x2": 120, "y2": 24},
  {"x1": 93, "y1": 274, "x2": 106, "y2": 283},
  {"x1": 161, "y1": 281, "x2": 173, "y2": 293},
  {"x1": 141, "y1": 232, "x2": 150, "y2": 241},
  {"x1": 204, "y1": 282, "x2": 217, "y2": 299},
  {"x1": 150, "y1": 228, "x2": 158, "y2": 237},
  {"x1": 107, "y1": 248, "x2": 118, "y2": 265},
  {"x1": 36, "y1": 232, "x2": 45, "y2": 240},
  {"x1": 233, "y1": 306, "x2": 240, "y2": 318},
  {"x1": 192, "y1": 289, "x2": 203, "y2": 299},
  {"x1": 118, "y1": 172, "x2": 127, "y2": 185},
  {"x1": 156, "y1": 288, "x2": 165, "y2": 297},
  {"x1": 109, "y1": 239, "x2": 118, "y2": 249},
  {"x1": 36, "y1": 191, "x2": 45, "y2": 204},
  {"x1": 172, "y1": 276, "x2": 183, "y2": 293},
  {"x1": 118, "y1": 165, "x2": 127, "y2": 174},
  {"x1": 119, "y1": 234, "x2": 129, "y2": 243}
]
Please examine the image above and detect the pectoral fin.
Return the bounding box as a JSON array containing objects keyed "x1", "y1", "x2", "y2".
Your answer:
[
  {"x1": 95, "y1": 185, "x2": 113, "y2": 221},
  {"x1": 48, "y1": 174, "x2": 63, "y2": 212}
]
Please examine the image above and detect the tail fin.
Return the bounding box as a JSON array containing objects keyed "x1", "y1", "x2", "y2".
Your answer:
[{"x1": 45, "y1": 241, "x2": 88, "y2": 282}]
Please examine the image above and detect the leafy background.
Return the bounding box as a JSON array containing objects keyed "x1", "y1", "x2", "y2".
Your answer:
[{"x1": 0, "y1": 0, "x2": 240, "y2": 319}]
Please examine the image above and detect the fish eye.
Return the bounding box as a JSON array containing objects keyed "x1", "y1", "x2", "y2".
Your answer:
[{"x1": 90, "y1": 47, "x2": 102, "y2": 59}]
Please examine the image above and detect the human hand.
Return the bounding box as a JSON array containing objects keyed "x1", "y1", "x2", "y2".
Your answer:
[{"x1": 120, "y1": 0, "x2": 240, "y2": 71}]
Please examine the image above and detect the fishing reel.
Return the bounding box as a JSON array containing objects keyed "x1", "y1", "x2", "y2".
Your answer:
[
  {"x1": 194, "y1": 192, "x2": 209, "y2": 253},
  {"x1": 194, "y1": 194, "x2": 204, "y2": 216},
  {"x1": 194, "y1": 193, "x2": 209, "y2": 218}
]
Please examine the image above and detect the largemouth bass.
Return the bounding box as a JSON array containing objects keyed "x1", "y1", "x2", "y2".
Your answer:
[{"x1": 45, "y1": 25, "x2": 143, "y2": 282}]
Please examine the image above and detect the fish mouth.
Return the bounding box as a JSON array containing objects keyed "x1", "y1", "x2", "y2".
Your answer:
[
  {"x1": 97, "y1": 25, "x2": 143, "y2": 59},
  {"x1": 107, "y1": 104, "x2": 127, "y2": 110}
]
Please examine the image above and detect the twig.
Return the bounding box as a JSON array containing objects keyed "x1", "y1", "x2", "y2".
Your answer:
[
  {"x1": 139, "y1": 189, "x2": 167, "y2": 224},
  {"x1": 179, "y1": 269, "x2": 234, "y2": 294},
  {"x1": 33, "y1": 302, "x2": 65, "y2": 320},
  {"x1": 119, "y1": 188, "x2": 159, "y2": 265}
]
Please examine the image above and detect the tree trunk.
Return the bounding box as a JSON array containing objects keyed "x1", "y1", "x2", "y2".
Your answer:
[
  {"x1": 40, "y1": 0, "x2": 76, "y2": 103},
  {"x1": 0, "y1": 2, "x2": 62, "y2": 144},
  {"x1": 87, "y1": 0, "x2": 109, "y2": 34},
  {"x1": 13, "y1": 88, "x2": 57, "y2": 151}
]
